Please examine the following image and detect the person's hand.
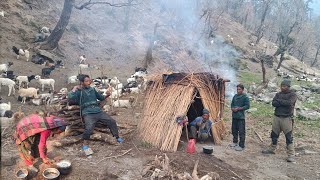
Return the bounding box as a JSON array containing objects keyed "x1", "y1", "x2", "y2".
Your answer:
[
  {"x1": 105, "y1": 91, "x2": 111, "y2": 97},
  {"x1": 72, "y1": 85, "x2": 81, "y2": 92},
  {"x1": 42, "y1": 158, "x2": 55, "y2": 165},
  {"x1": 196, "y1": 122, "x2": 202, "y2": 126},
  {"x1": 231, "y1": 108, "x2": 236, "y2": 112}
]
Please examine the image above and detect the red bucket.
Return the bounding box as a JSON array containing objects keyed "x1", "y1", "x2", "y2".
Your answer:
[{"x1": 186, "y1": 139, "x2": 196, "y2": 153}]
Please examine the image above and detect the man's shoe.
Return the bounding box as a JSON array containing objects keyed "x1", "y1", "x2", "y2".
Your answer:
[
  {"x1": 287, "y1": 155, "x2": 295, "y2": 163},
  {"x1": 229, "y1": 143, "x2": 237, "y2": 148},
  {"x1": 235, "y1": 145, "x2": 244, "y2": 151}
]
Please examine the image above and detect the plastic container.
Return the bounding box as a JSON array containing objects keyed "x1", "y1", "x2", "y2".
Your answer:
[
  {"x1": 82, "y1": 146, "x2": 93, "y2": 157},
  {"x1": 186, "y1": 139, "x2": 196, "y2": 153}
]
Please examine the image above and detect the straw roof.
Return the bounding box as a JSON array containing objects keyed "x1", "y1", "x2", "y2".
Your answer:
[{"x1": 138, "y1": 72, "x2": 227, "y2": 152}]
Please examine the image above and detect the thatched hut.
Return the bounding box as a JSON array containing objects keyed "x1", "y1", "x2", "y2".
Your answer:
[{"x1": 138, "y1": 72, "x2": 228, "y2": 152}]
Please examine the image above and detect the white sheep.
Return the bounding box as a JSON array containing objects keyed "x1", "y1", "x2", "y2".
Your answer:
[
  {"x1": 79, "y1": 64, "x2": 89, "y2": 69},
  {"x1": 0, "y1": 78, "x2": 16, "y2": 96},
  {"x1": 0, "y1": 11, "x2": 4, "y2": 17},
  {"x1": 110, "y1": 77, "x2": 120, "y2": 86},
  {"x1": 59, "y1": 88, "x2": 68, "y2": 95},
  {"x1": 16, "y1": 75, "x2": 36, "y2": 89},
  {"x1": 129, "y1": 87, "x2": 140, "y2": 94},
  {"x1": 17, "y1": 49, "x2": 30, "y2": 61},
  {"x1": 35, "y1": 75, "x2": 55, "y2": 91},
  {"x1": 79, "y1": 55, "x2": 86, "y2": 64},
  {"x1": 40, "y1": 26, "x2": 51, "y2": 33},
  {"x1": 0, "y1": 62, "x2": 13, "y2": 73},
  {"x1": 127, "y1": 77, "x2": 136, "y2": 83},
  {"x1": 0, "y1": 102, "x2": 11, "y2": 112},
  {"x1": 18, "y1": 87, "x2": 39, "y2": 104},
  {"x1": 68, "y1": 75, "x2": 78, "y2": 84},
  {"x1": 112, "y1": 97, "x2": 135, "y2": 108}
]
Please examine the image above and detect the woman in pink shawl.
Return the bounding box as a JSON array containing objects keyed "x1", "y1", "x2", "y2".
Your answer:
[{"x1": 15, "y1": 111, "x2": 66, "y2": 172}]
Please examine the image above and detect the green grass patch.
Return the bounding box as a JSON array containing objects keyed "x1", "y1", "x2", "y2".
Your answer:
[
  {"x1": 295, "y1": 117, "x2": 320, "y2": 128},
  {"x1": 238, "y1": 71, "x2": 262, "y2": 87},
  {"x1": 249, "y1": 101, "x2": 274, "y2": 119}
]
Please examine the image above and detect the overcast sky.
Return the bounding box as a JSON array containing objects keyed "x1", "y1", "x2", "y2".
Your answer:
[{"x1": 312, "y1": 1, "x2": 320, "y2": 16}]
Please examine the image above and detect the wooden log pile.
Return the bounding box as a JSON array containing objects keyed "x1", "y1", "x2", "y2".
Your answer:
[{"x1": 50, "y1": 95, "x2": 136, "y2": 145}]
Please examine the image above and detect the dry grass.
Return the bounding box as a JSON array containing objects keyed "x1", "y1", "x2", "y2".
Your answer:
[{"x1": 138, "y1": 72, "x2": 227, "y2": 152}]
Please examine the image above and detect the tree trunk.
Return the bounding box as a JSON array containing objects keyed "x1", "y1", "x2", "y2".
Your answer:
[
  {"x1": 41, "y1": 0, "x2": 75, "y2": 50},
  {"x1": 144, "y1": 23, "x2": 159, "y2": 68},
  {"x1": 311, "y1": 46, "x2": 320, "y2": 67},
  {"x1": 123, "y1": 0, "x2": 132, "y2": 31},
  {"x1": 261, "y1": 60, "x2": 266, "y2": 83},
  {"x1": 276, "y1": 53, "x2": 285, "y2": 70},
  {"x1": 255, "y1": 1, "x2": 270, "y2": 44}
]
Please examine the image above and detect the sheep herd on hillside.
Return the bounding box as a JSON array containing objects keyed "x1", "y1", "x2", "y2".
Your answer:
[
  {"x1": 0, "y1": 25, "x2": 149, "y2": 119},
  {"x1": 276, "y1": 69, "x2": 320, "y2": 82}
]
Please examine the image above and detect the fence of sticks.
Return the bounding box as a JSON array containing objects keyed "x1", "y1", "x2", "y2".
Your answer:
[{"x1": 138, "y1": 72, "x2": 228, "y2": 152}]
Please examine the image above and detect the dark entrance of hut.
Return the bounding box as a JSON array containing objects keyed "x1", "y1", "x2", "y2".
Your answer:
[{"x1": 180, "y1": 90, "x2": 204, "y2": 142}]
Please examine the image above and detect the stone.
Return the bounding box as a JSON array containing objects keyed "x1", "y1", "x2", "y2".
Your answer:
[
  {"x1": 291, "y1": 85, "x2": 302, "y2": 91},
  {"x1": 303, "y1": 150, "x2": 318, "y2": 155},
  {"x1": 247, "y1": 108, "x2": 258, "y2": 113},
  {"x1": 37, "y1": 49, "x2": 56, "y2": 61},
  {"x1": 296, "y1": 109, "x2": 320, "y2": 120}
]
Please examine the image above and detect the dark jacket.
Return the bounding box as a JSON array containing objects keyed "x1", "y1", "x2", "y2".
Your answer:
[
  {"x1": 67, "y1": 86, "x2": 105, "y2": 115},
  {"x1": 272, "y1": 90, "x2": 297, "y2": 117},
  {"x1": 231, "y1": 94, "x2": 250, "y2": 119}
]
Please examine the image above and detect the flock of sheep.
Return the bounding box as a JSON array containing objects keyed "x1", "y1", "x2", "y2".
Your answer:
[
  {"x1": 0, "y1": 45, "x2": 148, "y2": 119},
  {"x1": 276, "y1": 69, "x2": 320, "y2": 82}
]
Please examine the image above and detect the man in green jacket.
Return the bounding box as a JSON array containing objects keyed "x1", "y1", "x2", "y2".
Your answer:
[
  {"x1": 262, "y1": 79, "x2": 297, "y2": 162},
  {"x1": 230, "y1": 84, "x2": 250, "y2": 151},
  {"x1": 68, "y1": 74, "x2": 123, "y2": 147}
]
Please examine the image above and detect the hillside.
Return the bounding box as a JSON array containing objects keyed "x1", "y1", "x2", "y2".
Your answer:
[{"x1": 1, "y1": 0, "x2": 320, "y2": 179}]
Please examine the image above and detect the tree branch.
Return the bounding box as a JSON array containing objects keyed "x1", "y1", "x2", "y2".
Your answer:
[{"x1": 74, "y1": 0, "x2": 136, "y2": 10}]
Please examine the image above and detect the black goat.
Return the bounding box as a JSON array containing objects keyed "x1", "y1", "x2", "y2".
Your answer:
[
  {"x1": 135, "y1": 67, "x2": 147, "y2": 72},
  {"x1": 41, "y1": 66, "x2": 55, "y2": 77},
  {"x1": 31, "y1": 55, "x2": 45, "y2": 65},
  {"x1": 12, "y1": 46, "x2": 19, "y2": 55}
]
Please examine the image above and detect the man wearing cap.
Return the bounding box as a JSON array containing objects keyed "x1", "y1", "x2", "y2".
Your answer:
[
  {"x1": 262, "y1": 79, "x2": 297, "y2": 162},
  {"x1": 230, "y1": 84, "x2": 250, "y2": 151},
  {"x1": 190, "y1": 108, "x2": 213, "y2": 143}
]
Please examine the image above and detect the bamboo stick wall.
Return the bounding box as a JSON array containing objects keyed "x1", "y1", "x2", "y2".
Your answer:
[{"x1": 138, "y1": 73, "x2": 226, "y2": 152}]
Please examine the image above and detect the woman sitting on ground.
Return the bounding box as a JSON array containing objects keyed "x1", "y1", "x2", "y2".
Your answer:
[{"x1": 14, "y1": 110, "x2": 66, "y2": 172}]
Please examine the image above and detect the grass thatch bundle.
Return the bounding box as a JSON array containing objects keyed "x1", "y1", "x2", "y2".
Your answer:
[{"x1": 138, "y1": 72, "x2": 227, "y2": 152}]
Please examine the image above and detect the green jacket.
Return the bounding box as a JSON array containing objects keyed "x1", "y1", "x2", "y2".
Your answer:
[
  {"x1": 231, "y1": 93, "x2": 250, "y2": 119},
  {"x1": 67, "y1": 86, "x2": 105, "y2": 115}
]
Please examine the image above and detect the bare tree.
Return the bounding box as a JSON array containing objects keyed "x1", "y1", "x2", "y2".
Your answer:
[
  {"x1": 40, "y1": 0, "x2": 134, "y2": 50},
  {"x1": 255, "y1": 0, "x2": 272, "y2": 44}
]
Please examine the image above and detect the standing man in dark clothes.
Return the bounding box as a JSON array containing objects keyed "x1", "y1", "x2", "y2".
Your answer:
[
  {"x1": 262, "y1": 79, "x2": 297, "y2": 162},
  {"x1": 230, "y1": 84, "x2": 250, "y2": 151},
  {"x1": 68, "y1": 74, "x2": 123, "y2": 149}
]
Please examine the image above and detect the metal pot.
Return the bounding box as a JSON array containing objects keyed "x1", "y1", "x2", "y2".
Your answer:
[
  {"x1": 16, "y1": 169, "x2": 28, "y2": 180},
  {"x1": 42, "y1": 168, "x2": 60, "y2": 180},
  {"x1": 203, "y1": 146, "x2": 214, "y2": 154},
  {"x1": 56, "y1": 160, "x2": 72, "y2": 175}
]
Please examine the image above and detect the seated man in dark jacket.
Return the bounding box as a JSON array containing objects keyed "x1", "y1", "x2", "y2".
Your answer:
[
  {"x1": 190, "y1": 108, "x2": 212, "y2": 143},
  {"x1": 262, "y1": 79, "x2": 297, "y2": 163},
  {"x1": 68, "y1": 74, "x2": 123, "y2": 149}
]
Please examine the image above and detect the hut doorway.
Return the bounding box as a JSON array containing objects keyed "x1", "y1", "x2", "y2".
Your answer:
[
  {"x1": 180, "y1": 91, "x2": 204, "y2": 141},
  {"x1": 187, "y1": 91, "x2": 204, "y2": 124}
]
